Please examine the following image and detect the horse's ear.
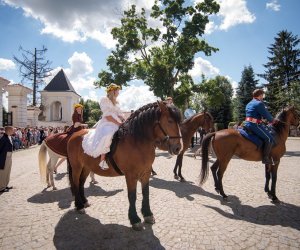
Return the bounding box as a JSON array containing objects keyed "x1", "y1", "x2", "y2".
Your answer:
[{"x1": 158, "y1": 100, "x2": 167, "y2": 113}]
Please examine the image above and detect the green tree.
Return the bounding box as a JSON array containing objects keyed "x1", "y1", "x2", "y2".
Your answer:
[
  {"x1": 79, "y1": 98, "x2": 102, "y2": 127},
  {"x1": 95, "y1": 0, "x2": 220, "y2": 107},
  {"x1": 191, "y1": 75, "x2": 233, "y2": 128},
  {"x1": 259, "y1": 30, "x2": 300, "y2": 114},
  {"x1": 236, "y1": 65, "x2": 259, "y2": 121}
]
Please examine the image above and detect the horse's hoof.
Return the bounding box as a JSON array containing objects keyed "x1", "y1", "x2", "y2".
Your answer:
[
  {"x1": 132, "y1": 222, "x2": 144, "y2": 231},
  {"x1": 76, "y1": 208, "x2": 86, "y2": 214},
  {"x1": 180, "y1": 178, "x2": 186, "y2": 182},
  {"x1": 84, "y1": 202, "x2": 91, "y2": 208},
  {"x1": 144, "y1": 215, "x2": 155, "y2": 224},
  {"x1": 215, "y1": 188, "x2": 220, "y2": 194},
  {"x1": 271, "y1": 197, "x2": 280, "y2": 204},
  {"x1": 174, "y1": 175, "x2": 179, "y2": 180},
  {"x1": 52, "y1": 187, "x2": 57, "y2": 191},
  {"x1": 222, "y1": 196, "x2": 228, "y2": 201}
]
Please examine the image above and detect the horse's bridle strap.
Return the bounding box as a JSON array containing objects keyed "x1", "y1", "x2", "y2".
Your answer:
[{"x1": 155, "y1": 121, "x2": 182, "y2": 142}]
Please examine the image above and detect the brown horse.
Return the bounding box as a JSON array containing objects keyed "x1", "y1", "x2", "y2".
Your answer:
[
  {"x1": 154, "y1": 112, "x2": 214, "y2": 181},
  {"x1": 67, "y1": 101, "x2": 183, "y2": 230},
  {"x1": 200, "y1": 106, "x2": 299, "y2": 202}
]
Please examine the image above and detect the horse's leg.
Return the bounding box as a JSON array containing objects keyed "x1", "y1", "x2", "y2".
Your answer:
[
  {"x1": 177, "y1": 154, "x2": 185, "y2": 182},
  {"x1": 173, "y1": 153, "x2": 182, "y2": 180},
  {"x1": 264, "y1": 164, "x2": 271, "y2": 195},
  {"x1": 210, "y1": 160, "x2": 220, "y2": 193},
  {"x1": 46, "y1": 160, "x2": 51, "y2": 188},
  {"x1": 72, "y1": 166, "x2": 85, "y2": 212},
  {"x1": 125, "y1": 175, "x2": 142, "y2": 230},
  {"x1": 151, "y1": 167, "x2": 157, "y2": 176},
  {"x1": 141, "y1": 178, "x2": 155, "y2": 225},
  {"x1": 173, "y1": 157, "x2": 179, "y2": 179},
  {"x1": 79, "y1": 167, "x2": 90, "y2": 208},
  {"x1": 269, "y1": 163, "x2": 280, "y2": 202},
  {"x1": 216, "y1": 160, "x2": 230, "y2": 200},
  {"x1": 49, "y1": 157, "x2": 58, "y2": 190}
]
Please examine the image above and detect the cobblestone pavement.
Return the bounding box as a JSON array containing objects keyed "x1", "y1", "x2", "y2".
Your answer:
[{"x1": 0, "y1": 138, "x2": 300, "y2": 250}]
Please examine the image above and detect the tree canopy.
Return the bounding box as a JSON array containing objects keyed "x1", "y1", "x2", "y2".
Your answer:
[
  {"x1": 235, "y1": 65, "x2": 259, "y2": 121},
  {"x1": 95, "y1": 0, "x2": 220, "y2": 107},
  {"x1": 259, "y1": 30, "x2": 300, "y2": 114}
]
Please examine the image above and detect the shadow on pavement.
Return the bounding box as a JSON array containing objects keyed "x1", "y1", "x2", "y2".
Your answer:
[
  {"x1": 150, "y1": 177, "x2": 300, "y2": 230},
  {"x1": 27, "y1": 186, "x2": 123, "y2": 209},
  {"x1": 202, "y1": 192, "x2": 300, "y2": 231},
  {"x1": 53, "y1": 211, "x2": 164, "y2": 250},
  {"x1": 150, "y1": 176, "x2": 216, "y2": 201},
  {"x1": 284, "y1": 150, "x2": 300, "y2": 157}
]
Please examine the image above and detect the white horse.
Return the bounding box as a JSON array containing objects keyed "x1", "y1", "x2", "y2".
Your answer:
[
  {"x1": 38, "y1": 140, "x2": 98, "y2": 190},
  {"x1": 38, "y1": 141, "x2": 66, "y2": 190}
]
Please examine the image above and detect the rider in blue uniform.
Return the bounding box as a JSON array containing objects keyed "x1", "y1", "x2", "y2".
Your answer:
[{"x1": 244, "y1": 89, "x2": 274, "y2": 164}]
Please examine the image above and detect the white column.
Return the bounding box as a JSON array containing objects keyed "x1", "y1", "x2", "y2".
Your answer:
[
  {"x1": 6, "y1": 84, "x2": 32, "y2": 127},
  {"x1": 0, "y1": 77, "x2": 10, "y2": 126}
]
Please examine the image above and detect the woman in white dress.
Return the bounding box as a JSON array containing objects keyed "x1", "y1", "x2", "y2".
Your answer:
[{"x1": 82, "y1": 83, "x2": 124, "y2": 170}]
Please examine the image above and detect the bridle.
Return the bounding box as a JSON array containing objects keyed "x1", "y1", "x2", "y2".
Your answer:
[{"x1": 155, "y1": 121, "x2": 182, "y2": 144}]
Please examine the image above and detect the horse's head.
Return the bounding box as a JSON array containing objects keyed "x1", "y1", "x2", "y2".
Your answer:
[
  {"x1": 201, "y1": 112, "x2": 215, "y2": 133},
  {"x1": 155, "y1": 101, "x2": 183, "y2": 155},
  {"x1": 286, "y1": 106, "x2": 300, "y2": 126}
]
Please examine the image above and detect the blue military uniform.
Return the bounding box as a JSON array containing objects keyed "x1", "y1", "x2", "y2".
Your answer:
[{"x1": 244, "y1": 98, "x2": 274, "y2": 164}]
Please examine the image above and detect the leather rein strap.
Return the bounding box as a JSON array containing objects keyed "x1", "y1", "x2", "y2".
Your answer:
[{"x1": 155, "y1": 121, "x2": 182, "y2": 144}]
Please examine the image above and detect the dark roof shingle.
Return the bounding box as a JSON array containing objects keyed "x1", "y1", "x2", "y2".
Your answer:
[{"x1": 43, "y1": 69, "x2": 79, "y2": 95}]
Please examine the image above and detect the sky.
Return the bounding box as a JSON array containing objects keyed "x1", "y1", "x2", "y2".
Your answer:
[{"x1": 0, "y1": 0, "x2": 299, "y2": 111}]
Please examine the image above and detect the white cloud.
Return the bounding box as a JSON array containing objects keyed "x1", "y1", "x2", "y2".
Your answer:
[
  {"x1": 83, "y1": 90, "x2": 99, "y2": 102},
  {"x1": 3, "y1": 0, "x2": 155, "y2": 49},
  {"x1": 118, "y1": 85, "x2": 159, "y2": 111},
  {"x1": 266, "y1": 0, "x2": 281, "y2": 11},
  {"x1": 0, "y1": 58, "x2": 16, "y2": 71},
  {"x1": 189, "y1": 57, "x2": 220, "y2": 79},
  {"x1": 195, "y1": 0, "x2": 256, "y2": 33},
  {"x1": 45, "y1": 51, "x2": 96, "y2": 92},
  {"x1": 67, "y1": 52, "x2": 93, "y2": 78},
  {"x1": 217, "y1": 0, "x2": 256, "y2": 30}
]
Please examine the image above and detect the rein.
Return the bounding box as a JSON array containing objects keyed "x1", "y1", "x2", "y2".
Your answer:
[{"x1": 155, "y1": 121, "x2": 182, "y2": 144}]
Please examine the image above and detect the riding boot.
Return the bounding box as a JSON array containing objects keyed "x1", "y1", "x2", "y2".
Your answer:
[{"x1": 262, "y1": 141, "x2": 273, "y2": 165}]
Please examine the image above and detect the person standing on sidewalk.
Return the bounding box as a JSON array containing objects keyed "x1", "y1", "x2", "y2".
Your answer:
[{"x1": 0, "y1": 126, "x2": 14, "y2": 193}]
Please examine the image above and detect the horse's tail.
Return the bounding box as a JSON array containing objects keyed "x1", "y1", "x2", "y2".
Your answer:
[
  {"x1": 67, "y1": 158, "x2": 74, "y2": 195},
  {"x1": 38, "y1": 141, "x2": 47, "y2": 183},
  {"x1": 200, "y1": 132, "x2": 216, "y2": 185}
]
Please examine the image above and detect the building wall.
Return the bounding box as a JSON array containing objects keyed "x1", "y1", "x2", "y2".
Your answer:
[{"x1": 40, "y1": 91, "x2": 80, "y2": 124}]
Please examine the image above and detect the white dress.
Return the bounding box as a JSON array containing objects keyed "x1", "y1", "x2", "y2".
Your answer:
[{"x1": 82, "y1": 97, "x2": 123, "y2": 158}]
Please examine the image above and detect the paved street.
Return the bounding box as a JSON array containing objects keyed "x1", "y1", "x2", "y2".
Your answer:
[{"x1": 0, "y1": 138, "x2": 300, "y2": 250}]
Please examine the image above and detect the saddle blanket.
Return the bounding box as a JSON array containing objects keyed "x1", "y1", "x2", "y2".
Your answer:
[{"x1": 237, "y1": 128, "x2": 263, "y2": 148}]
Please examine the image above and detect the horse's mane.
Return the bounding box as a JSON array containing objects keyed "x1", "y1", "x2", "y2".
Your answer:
[
  {"x1": 182, "y1": 111, "x2": 213, "y2": 125},
  {"x1": 118, "y1": 101, "x2": 182, "y2": 141},
  {"x1": 272, "y1": 109, "x2": 287, "y2": 134}
]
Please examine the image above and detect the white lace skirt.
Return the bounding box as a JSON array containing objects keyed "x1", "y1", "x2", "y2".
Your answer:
[{"x1": 82, "y1": 121, "x2": 119, "y2": 158}]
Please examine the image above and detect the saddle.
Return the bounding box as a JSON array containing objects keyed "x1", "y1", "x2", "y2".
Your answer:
[
  {"x1": 237, "y1": 126, "x2": 277, "y2": 149},
  {"x1": 106, "y1": 129, "x2": 124, "y2": 175}
]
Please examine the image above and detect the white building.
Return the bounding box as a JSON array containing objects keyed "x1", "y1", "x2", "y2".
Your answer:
[
  {"x1": 39, "y1": 69, "x2": 81, "y2": 127},
  {"x1": 2, "y1": 69, "x2": 80, "y2": 128}
]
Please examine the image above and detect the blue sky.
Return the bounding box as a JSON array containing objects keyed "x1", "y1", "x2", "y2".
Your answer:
[{"x1": 0, "y1": 0, "x2": 299, "y2": 111}]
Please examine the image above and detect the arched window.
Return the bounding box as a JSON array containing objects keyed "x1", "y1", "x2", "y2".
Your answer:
[{"x1": 50, "y1": 101, "x2": 62, "y2": 121}]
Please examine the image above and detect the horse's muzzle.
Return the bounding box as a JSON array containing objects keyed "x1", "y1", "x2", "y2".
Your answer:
[{"x1": 169, "y1": 143, "x2": 182, "y2": 155}]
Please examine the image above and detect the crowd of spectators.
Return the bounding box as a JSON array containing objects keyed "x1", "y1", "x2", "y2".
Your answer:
[{"x1": 0, "y1": 126, "x2": 68, "y2": 151}]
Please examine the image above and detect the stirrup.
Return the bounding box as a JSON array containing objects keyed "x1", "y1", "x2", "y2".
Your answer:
[{"x1": 99, "y1": 160, "x2": 109, "y2": 170}]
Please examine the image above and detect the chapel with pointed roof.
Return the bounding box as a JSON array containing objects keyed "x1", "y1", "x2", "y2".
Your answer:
[{"x1": 40, "y1": 69, "x2": 80, "y2": 124}]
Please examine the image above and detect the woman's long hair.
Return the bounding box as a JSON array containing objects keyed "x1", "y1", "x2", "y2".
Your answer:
[{"x1": 107, "y1": 90, "x2": 118, "y2": 105}]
